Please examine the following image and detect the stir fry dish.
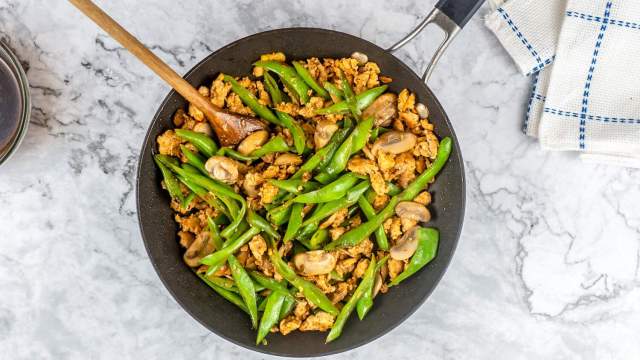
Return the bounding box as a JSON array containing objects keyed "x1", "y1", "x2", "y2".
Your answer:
[{"x1": 154, "y1": 51, "x2": 450, "y2": 344}]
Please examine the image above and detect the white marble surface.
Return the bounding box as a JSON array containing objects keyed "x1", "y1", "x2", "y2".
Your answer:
[{"x1": 0, "y1": 0, "x2": 639, "y2": 359}]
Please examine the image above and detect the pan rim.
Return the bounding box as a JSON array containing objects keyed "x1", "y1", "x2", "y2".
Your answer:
[{"x1": 136, "y1": 26, "x2": 466, "y2": 357}]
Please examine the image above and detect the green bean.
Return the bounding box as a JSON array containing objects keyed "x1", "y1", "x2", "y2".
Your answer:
[
  {"x1": 325, "y1": 137, "x2": 451, "y2": 250},
  {"x1": 201, "y1": 227, "x2": 260, "y2": 267},
  {"x1": 339, "y1": 70, "x2": 360, "y2": 118},
  {"x1": 292, "y1": 127, "x2": 351, "y2": 179},
  {"x1": 275, "y1": 110, "x2": 306, "y2": 154},
  {"x1": 388, "y1": 228, "x2": 439, "y2": 286},
  {"x1": 284, "y1": 203, "x2": 304, "y2": 243},
  {"x1": 180, "y1": 145, "x2": 208, "y2": 175},
  {"x1": 309, "y1": 228, "x2": 330, "y2": 249},
  {"x1": 357, "y1": 195, "x2": 389, "y2": 251},
  {"x1": 294, "y1": 173, "x2": 360, "y2": 203},
  {"x1": 369, "y1": 127, "x2": 380, "y2": 142},
  {"x1": 301, "y1": 181, "x2": 370, "y2": 226},
  {"x1": 198, "y1": 273, "x2": 248, "y2": 314},
  {"x1": 202, "y1": 274, "x2": 238, "y2": 293},
  {"x1": 216, "y1": 147, "x2": 256, "y2": 162},
  {"x1": 175, "y1": 129, "x2": 218, "y2": 157},
  {"x1": 263, "y1": 72, "x2": 285, "y2": 104},
  {"x1": 323, "y1": 82, "x2": 344, "y2": 101},
  {"x1": 295, "y1": 205, "x2": 323, "y2": 242},
  {"x1": 315, "y1": 136, "x2": 353, "y2": 184},
  {"x1": 223, "y1": 75, "x2": 281, "y2": 125},
  {"x1": 315, "y1": 85, "x2": 388, "y2": 115},
  {"x1": 156, "y1": 154, "x2": 248, "y2": 238},
  {"x1": 256, "y1": 290, "x2": 286, "y2": 344},
  {"x1": 349, "y1": 116, "x2": 373, "y2": 155},
  {"x1": 154, "y1": 158, "x2": 184, "y2": 202},
  {"x1": 180, "y1": 191, "x2": 196, "y2": 210},
  {"x1": 249, "y1": 136, "x2": 290, "y2": 158},
  {"x1": 292, "y1": 61, "x2": 330, "y2": 99},
  {"x1": 365, "y1": 182, "x2": 401, "y2": 203},
  {"x1": 268, "y1": 178, "x2": 304, "y2": 194},
  {"x1": 356, "y1": 256, "x2": 388, "y2": 319},
  {"x1": 254, "y1": 60, "x2": 311, "y2": 104},
  {"x1": 267, "y1": 200, "x2": 293, "y2": 226},
  {"x1": 227, "y1": 255, "x2": 259, "y2": 328},
  {"x1": 270, "y1": 251, "x2": 339, "y2": 316},
  {"x1": 207, "y1": 215, "x2": 224, "y2": 250},
  {"x1": 279, "y1": 293, "x2": 296, "y2": 320},
  {"x1": 175, "y1": 173, "x2": 228, "y2": 217},
  {"x1": 326, "y1": 255, "x2": 384, "y2": 343},
  {"x1": 250, "y1": 271, "x2": 291, "y2": 294},
  {"x1": 247, "y1": 210, "x2": 281, "y2": 240}
]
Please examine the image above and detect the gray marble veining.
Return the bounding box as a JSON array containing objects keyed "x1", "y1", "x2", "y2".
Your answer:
[{"x1": 0, "y1": 0, "x2": 639, "y2": 359}]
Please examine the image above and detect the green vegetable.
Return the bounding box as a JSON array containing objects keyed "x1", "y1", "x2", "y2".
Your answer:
[
  {"x1": 216, "y1": 147, "x2": 256, "y2": 162},
  {"x1": 325, "y1": 137, "x2": 451, "y2": 250},
  {"x1": 309, "y1": 228, "x2": 330, "y2": 249},
  {"x1": 180, "y1": 145, "x2": 208, "y2": 175},
  {"x1": 301, "y1": 181, "x2": 370, "y2": 226},
  {"x1": 256, "y1": 291, "x2": 286, "y2": 344},
  {"x1": 268, "y1": 178, "x2": 305, "y2": 194},
  {"x1": 284, "y1": 203, "x2": 304, "y2": 243},
  {"x1": 315, "y1": 136, "x2": 353, "y2": 184},
  {"x1": 338, "y1": 69, "x2": 360, "y2": 118},
  {"x1": 264, "y1": 72, "x2": 285, "y2": 104},
  {"x1": 228, "y1": 255, "x2": 259, "y2": 328},
  {"x1": 388, "y1": 228, "x2": 439, "y2": 286},
  {"x1": 175, "y1": 129, "x2": 218, "y2": 157},
  {"x1": 291, "y1": 127, "x2": 351, "y2": 179},
  {"x1": 247, "y1": 210, "x2": 280, "y2": 240},
  {"x1": 154, "y1": 158, "x2": 184, "y2": 203},
  {"x1": 207, "y1": 215, "x2": 224, "y2": 250},
  {"x1": 254, "y1": 60, "x2": 311, "y2": 104},
  {"x1": 316, "y1": 85, "x2": 388, "y2": 115},
  {"x1": 326, "y1": 255, "x2": 385, "y2": 342},
  {"x1": 224, "y1": 75, "x2": 281, "y2": 125},
  {"x1": 275, "y1": 110, "x2": 306, "y2": 155},
  {"x1": 198, "y1": 273, "x2": 248, "y2": 314},
  {"x1": 294, "y1": 173, "x2": 360, "y2": 203},
  {"x1": 200, "y1": 227, "x2": 260, "y2": 267},
  {"x1": 323, "y1": 82, "x2": 344, "y2": 101},
  {"x1": 357, "y1": 195, "x2": 388, "y2": 251},
  {"x1": 249, "y1": 136, "x2": 290, "y2": 158},
  {"x1": 270, "y1": 251, "x2": 339, "y2": 316},
  {"x1": 292, "y1": 61, "x2": 329, "y2": 99},
  {"x1": 356, "y1": 256, "x2": 388, "y2": 319}
]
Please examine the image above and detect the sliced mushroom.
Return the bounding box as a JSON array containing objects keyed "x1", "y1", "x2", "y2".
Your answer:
[
  {"x1": 351, "y1": 51, "x2": 368, "y2": 65},
  {"x1": 274, "y1": 153, "x2": 302, "y2": 166},
  {"x1": 395, "y1": 201, "x2": 431, "y2": 223},
  {"x1": 192, "y1": 121, "x2": 213, "y2": 137},
  {"x1": 314, "y1": 120, "x2": 339, "y2": 149},
  {"x1": 416, "y1": 103, "x2": 429, "y2": 119},
  {"x1": 390, "y1": 226, "x2": 420, "y2": 260},
  {"x1": 204, "y1": 156, "x2": 239, "y2": 184},
  {"x1": 237, "y1": 130, "x2": 269, "y2": 155},
  {"x1": 362, "y1": 93, "x2": 397, "y2": 127},
  {"x1": 293, "y1": 250, "x2": 337, "y2": 276},
  {"x1": 183, "y1": 232, "x2": 215, "y2": 267},
  {"x1": 372, "y1": 273, "x2": 383, "y2": 298},
  {"x1": 371, "y1": 131, "x2": 417, "y2": 155}
]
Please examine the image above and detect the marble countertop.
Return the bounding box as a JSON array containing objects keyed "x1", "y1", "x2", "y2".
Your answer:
[{"x1": 1, "y1": 0, "x2": 639, "y2": 358}]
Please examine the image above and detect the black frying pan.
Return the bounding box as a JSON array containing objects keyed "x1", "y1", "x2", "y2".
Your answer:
[{"x1": 137, "y1": 0, "x2": 482, "y2": 357}]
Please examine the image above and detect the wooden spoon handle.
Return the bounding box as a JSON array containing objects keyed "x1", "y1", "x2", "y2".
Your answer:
[{"x1": 68, "y1": 0, "x2": 219, "y2": 117}]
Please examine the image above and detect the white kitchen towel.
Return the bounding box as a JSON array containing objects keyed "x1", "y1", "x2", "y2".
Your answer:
[{"x1": 486, "y1": 0, "x2": 640, "y2": 167}]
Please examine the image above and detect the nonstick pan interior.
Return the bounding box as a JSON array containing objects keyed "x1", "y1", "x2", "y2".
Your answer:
[{"x1": 136, "y1": 28, "x2": 465, "y2": 357}]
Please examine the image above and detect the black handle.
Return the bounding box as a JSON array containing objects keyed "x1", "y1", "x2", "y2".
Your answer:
[{"x1": 435, "y1": 0, "x2": 485, "y2": 28}]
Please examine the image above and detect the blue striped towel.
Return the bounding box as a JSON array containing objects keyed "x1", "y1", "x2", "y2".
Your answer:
[{"x1": 486, "y1": 0, "x2": 640, "y2": 167}]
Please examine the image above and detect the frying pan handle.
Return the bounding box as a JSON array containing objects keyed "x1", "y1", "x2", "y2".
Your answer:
[{"x1": 388, "y1": 0, "x2": 484, "y2": 83}]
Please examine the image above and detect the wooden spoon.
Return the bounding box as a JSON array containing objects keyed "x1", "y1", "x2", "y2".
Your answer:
[{"x1": 68, "y1": 0, "x2": 266, "y2": 146}]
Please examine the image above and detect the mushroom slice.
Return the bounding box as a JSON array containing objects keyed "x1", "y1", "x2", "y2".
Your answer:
[
  {"x1": 390, "y1": 226, "x2": 420, "y2": 261},
  {"x1": 395, "y1": 201, "x2": 431, "y2": 222},
  {"x1": 362, "y1": 93, "x2": 397, "y2": 127},
  {"x1": 183, "y1": 232, "x2": 215, "y2": 267},
  {"x1": 314, "y1": 120, "x2": 339, "y2": 149},
  {"x1": 293, "y1": 250, "x2": 337, "y2": 276},
  {"x1": 193, "y1": 121, "x2": 213, "y2": 137},
  {"x1": 372, "y1": 273, "x2": 383, "y2": 298},
  {"x1": 371, "y1": 131, "x2": 417, "y2": 155},
  {"x1": 274, "y1": 153, "x2": 302, "y2": 166},
  {"x1": 204, "y1": 156, "x2": 239, "y2": 184},
  {"x1": 237, "y1": 130, "x2": 269, "y2": 155}
]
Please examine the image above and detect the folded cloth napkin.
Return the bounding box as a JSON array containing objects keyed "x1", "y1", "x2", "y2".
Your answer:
[{"x1": 486, "y1": 0, "x2": 640, "y2": 167}]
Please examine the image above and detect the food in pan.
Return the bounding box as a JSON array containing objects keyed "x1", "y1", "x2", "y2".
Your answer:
[{"x1": 153, "y1": 51, "x2": 450, "y2": 344}]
